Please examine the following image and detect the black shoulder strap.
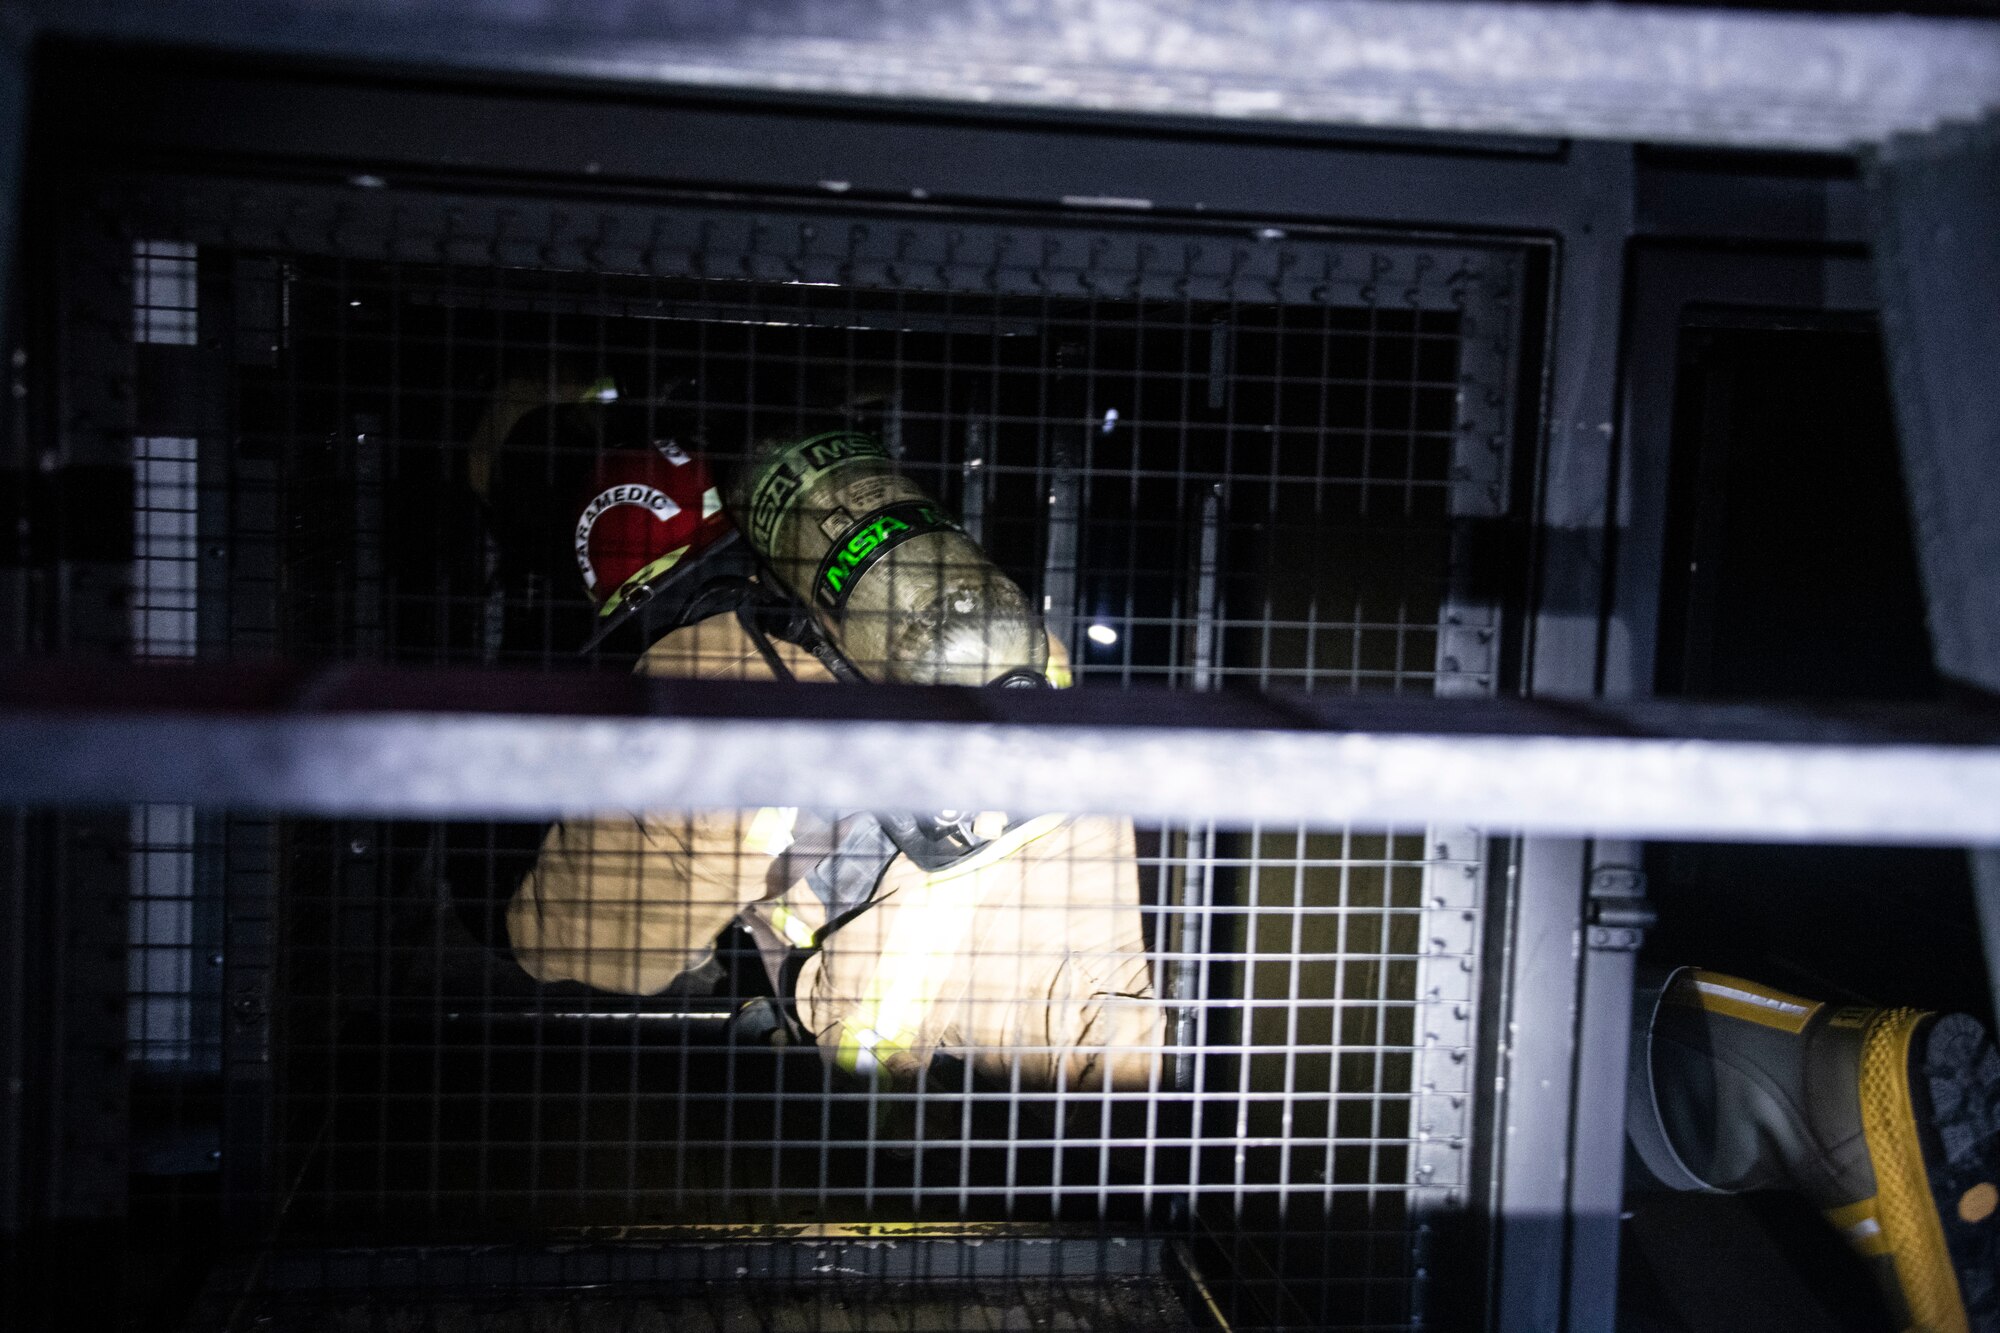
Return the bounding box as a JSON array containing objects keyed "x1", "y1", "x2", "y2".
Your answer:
[
  {"x1": 727, "y1": 582, "x2": 798, "y2": 683},
  {"x1": 728, "y1": 579, "x2": 866, "y2": 684}
]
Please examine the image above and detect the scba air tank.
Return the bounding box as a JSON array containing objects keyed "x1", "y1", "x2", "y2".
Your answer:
[{"x1": 733, "y1": 430, "x2": 1048, "y2": 687}]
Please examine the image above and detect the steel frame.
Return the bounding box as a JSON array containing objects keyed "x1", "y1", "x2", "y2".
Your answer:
[
  {"x1": 8, "y1": 661, "x2": 2000, "y2": 843},
  {"x1": 0, "y1": 39, "x2": 1955, "y2": 1333},
  {"x1": 47, "y1": 152, "x2": 1534, "y2": 1319},
  {"x1": 22, "y1": 0, "x2": 2000, "y2": 151},
  {"x1": 1562, "y1": 240, "x2": 1886, "y2": 1329}
]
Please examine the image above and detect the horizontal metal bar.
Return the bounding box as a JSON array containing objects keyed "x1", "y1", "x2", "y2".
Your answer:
[
  {"x1": 264, "y1": 1075, "x2": 1439, "y2": 1092},
  {"x1": 243, "y1": 1231, "x2": 1166, "y2": 1289},
  {"x1": 6, "y1": 659, "x2": 2000, "y2": 844},
  {"x1": 34, "y1": 0, "x2": 2000, "y2": 150}
]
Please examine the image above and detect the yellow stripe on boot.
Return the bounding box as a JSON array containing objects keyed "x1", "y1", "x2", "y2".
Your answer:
[{"x1": 1670, "y1": 970, "x2": 1824, "y2": 1035}]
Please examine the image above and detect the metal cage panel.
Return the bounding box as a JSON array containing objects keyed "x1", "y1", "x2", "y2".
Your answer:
[{"x1": 39, "y1": 168, "x2": 1530, "y2": 1331}]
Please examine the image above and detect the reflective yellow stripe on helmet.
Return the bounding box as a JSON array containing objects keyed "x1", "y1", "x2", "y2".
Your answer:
[{"x1": 595, "y1": 544, "x2": 692, "y2": 620}]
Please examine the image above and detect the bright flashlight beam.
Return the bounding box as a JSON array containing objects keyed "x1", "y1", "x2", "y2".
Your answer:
[{"x1": 1086, "y1": 623, "x2": 1119, "y2": 647}]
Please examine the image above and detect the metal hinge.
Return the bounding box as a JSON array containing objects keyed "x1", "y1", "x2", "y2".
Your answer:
[{"x1": 1586, "y1": 865, "x2": 1656, "y2": 952}]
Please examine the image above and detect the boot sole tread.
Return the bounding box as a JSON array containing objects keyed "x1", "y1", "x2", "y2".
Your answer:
[{"x1": 1917, "y1": 1012, "x2": 2000, "y2": 1333}]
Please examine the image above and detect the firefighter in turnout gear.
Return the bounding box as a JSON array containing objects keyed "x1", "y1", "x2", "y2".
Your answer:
[{"x1": 506, "y1": 409, "x2": 1166, "y2": 1096}]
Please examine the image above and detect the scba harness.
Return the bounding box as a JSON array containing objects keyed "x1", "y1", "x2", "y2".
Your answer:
[{"x1": 594, "y1": 537, "x2": 1046, "y2": 954}]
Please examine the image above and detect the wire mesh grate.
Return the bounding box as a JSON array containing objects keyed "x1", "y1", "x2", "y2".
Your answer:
[{"x1": 54, "y1": 180, "x2": 1524, "y2": 1331}]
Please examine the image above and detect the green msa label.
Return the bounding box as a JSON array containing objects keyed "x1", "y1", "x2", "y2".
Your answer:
[
  {"x1": 745, "y1": 431, "x2": 888, "y2": 551},
  {"x1": 814, "y1": 501, "x2": 958, "y2": 612}
]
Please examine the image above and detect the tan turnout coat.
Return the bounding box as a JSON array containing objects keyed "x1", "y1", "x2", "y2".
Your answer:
[{"x1": 507, "y1": 611, "x2": 1165, "y2": 1091}]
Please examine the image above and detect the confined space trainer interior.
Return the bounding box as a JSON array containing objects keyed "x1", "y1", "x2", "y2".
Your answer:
[{"x1": 3, "y1": 5, "x2": 2000, "y2": 1332}]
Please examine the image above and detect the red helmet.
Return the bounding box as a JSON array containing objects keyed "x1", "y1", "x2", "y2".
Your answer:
[{"x1": 572, "y1": 436, "x2": 734, "y2": 619}]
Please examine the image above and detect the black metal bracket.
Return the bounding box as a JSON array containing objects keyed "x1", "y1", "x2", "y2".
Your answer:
[{"x1": 1585, "y1": 866, "x2": 1655, "y2": 953}]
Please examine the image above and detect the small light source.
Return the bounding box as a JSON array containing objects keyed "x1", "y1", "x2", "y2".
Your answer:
[
  {"x1": 348, "y1": 300, "x2": 362, "y2": 308},
  {"x1": 1086, "y1": 623, "x2": 1119, "y2": 647}
]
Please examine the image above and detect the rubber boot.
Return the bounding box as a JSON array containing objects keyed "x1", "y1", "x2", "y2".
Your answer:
[{"x1": 1630, "y1": 967, "x2": 2000, "y2": 1332}]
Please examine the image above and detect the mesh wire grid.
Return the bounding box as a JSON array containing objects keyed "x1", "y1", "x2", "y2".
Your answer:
[{"x1": 54, "y1": 177, "x2": 1522, "y2": 1332}]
